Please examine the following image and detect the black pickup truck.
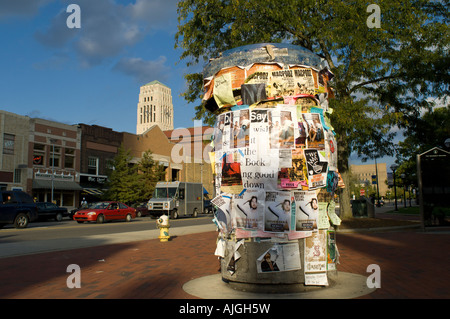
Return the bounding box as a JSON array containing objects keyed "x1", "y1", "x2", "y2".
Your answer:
[{"x1": 0, "y1": 191, "x2": 38, "y2": 229}]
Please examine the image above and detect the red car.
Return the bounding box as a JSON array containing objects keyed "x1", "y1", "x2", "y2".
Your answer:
[{"x1": 73, "y1": 201, "x2": 136, "y2": 224}]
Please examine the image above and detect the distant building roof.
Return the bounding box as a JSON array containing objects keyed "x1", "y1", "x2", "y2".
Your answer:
[{"x1": 143, "y1": 80, "x2": 170, "y2": 89}]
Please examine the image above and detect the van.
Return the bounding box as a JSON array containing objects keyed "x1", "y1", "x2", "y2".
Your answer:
[{"x1": 147, "y1": 182, "x2": 203, "y2": 219}]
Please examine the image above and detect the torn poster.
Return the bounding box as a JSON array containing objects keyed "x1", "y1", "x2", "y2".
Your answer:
[{"x1": 256, "y1": 243, "x2": 301, "y2": 273}]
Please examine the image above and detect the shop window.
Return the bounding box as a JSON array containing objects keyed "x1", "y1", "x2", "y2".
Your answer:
[{"x1": 3, "y1": 134, "x2": 15, "y2": 155}]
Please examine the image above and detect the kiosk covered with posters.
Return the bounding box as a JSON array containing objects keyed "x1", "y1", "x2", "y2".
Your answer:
[{"x1": 205, "y1": 43, "x2": 344, "y2": 291}]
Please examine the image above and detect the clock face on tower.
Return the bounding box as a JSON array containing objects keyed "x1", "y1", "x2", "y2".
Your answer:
[{"x1": 33, "y1": 155, "x2": 43, "y2": 165}]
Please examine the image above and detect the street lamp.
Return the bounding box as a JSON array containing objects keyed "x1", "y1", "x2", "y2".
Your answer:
[{"x1": 390, "y1": 164, "x2": 399, "y2": 211}]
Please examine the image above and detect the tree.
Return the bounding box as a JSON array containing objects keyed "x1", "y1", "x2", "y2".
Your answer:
[
  {"x1": 175, "y1": 0, "x2": 449, "y2": 219},
  {"x1": 104, "y1": 144, "x2": 140, "y2": 204},
  {"x1": 396, "y1": 104, "x2": 450, "y2": 187},
  {"x1": 137, "y1": 150, "x2": 166, "y2": 201}
]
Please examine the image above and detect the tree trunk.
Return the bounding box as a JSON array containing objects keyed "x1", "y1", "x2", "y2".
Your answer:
[
  {"x1": 337, "y1": 134, "x2": 353, "y2": 220},
  {"x1": 339, "y1": 170, "x2": 353, "y2": 220}
]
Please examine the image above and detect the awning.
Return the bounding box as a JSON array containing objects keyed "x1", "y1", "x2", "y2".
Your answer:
[
  {"x1": 32, "y1": 179, "x2": 83, "y2": 191},
  {"x1": 82, "y1": 188, "x2": 104, "y2": 196}
]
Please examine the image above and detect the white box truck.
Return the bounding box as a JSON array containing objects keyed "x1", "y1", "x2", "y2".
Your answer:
[{"x1": 147, "y1": 182, "x2": 204, "y2": 219}]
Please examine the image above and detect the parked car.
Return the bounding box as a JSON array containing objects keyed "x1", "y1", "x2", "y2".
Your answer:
[
  {"x1": 36, "y1": 202, "x2": 68, "y2": 221},
  {"x1": 73, "y1": 201, "x2": 136, "y2": 224},
  {"x1": 203, "y1": 198, "x2": 214, "y2": 214},
  {"x1": 0, "y1": 190, "x2": 38, "y2": 229},
  {"x1": 131, "y1": 202, "x2": 150, "y2": 217},
  {"x1": 69, "y1": 203, "x2": 93, "y2": 220}
]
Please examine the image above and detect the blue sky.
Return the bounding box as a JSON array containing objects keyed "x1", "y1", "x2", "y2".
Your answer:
[
  {"x1": 0, "y1": 0, "x2": 397, "y2": 169},
  {"x1": 0, "y1": 0, "x2": 198, "y2": 134}
]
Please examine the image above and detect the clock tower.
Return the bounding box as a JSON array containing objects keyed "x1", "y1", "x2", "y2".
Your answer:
[{"x1": 136, "y1": 80, "x2": 174, "y2": 134}]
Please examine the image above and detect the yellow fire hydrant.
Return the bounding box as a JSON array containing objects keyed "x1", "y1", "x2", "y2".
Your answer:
[{"x1": 156, "y1": 215, "x2": 170, "y2": 242}]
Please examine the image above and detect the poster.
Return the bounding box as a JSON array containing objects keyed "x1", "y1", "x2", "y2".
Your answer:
[
  {"x1": 304, "y1": 230, "x2": 328, "y2": 286},
  {"x1": 325, "y1": 130, "x2": 337, "y2": 171},
  {"x1": 256, "y1": 243, "x2": 301, "y2": 273},
  {"x1": 220, "y1": 151, "x2": 243, "y2": 194},
  {"x1": 294, "y1": 190, "x2": 318, "y2": 231},
  {"x1": 239, "y1": 108, "x2": 279, "y2": 191},
  {"x1": 232, "y1": 189, "x2": 264, "y2": 230},
  {"x1": 291, "y1": 68, "x2": 316, "y2": 95},
  {"x1": 213, "y1": 73, "x2": 237, "y2": 108},
  {"x1": 302, "y1": 113, "x2": 325, "y2": 149},
  {"x1": 317, "y1": 190, "x2": 332, "y2": 229},
  {"x1": 211, "y1": 194, "x2": 232, "y2": 234},
  {"x1": 304, "y1": 149, "x2": 328, "y2": 190},
  {"x1": 277, "y1": 148, "x2": 308, "y2": 189},
  {"x1": 241, "y1": 83, "x2": 267, "y2": 105},
  {"x1": 268, "y1": 106, "x2": 297, "y2": 149},
  {"x1": 264, "y1": 191, "x2": 291, "y2": 233},
  {"x1": 327, "y1": 230, "x2": 338, "y2": 271},
  {"x1": 230, "y1": 109, "x2": 250, "y2": 149}
]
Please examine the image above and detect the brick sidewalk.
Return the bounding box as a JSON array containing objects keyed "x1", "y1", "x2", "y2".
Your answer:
[{"x1": 1, "y1": 229, "x2": 449, "y2": 299}]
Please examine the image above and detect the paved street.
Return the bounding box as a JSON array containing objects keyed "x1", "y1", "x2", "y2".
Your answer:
[{"x1": 0, "y1": 209, "x2": 449, "y2": 300}]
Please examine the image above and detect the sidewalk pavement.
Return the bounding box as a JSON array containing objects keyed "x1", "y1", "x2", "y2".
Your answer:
[{"x1": 0, "y1": 214, "x2": 449, "y2": 299}]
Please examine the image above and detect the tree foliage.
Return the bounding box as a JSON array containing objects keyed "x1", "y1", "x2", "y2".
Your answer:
[
  {"x1": 137, "y1": 150, "x2": 166, "y2": 201},
  {"x1": 105, "y1": 146, "x2": 165, "y2": 204},
  {"x1": 175, "y1": 0, "x2": 449, "y2": 218},
  {"x1": 396, "y1": 104, "x2": 450, "y2": 186},
  {"x1": 104, "y1": 144, "x2": 140, "y2": 204}
]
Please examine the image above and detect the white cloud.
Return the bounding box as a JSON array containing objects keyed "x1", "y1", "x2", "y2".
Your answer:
[
  {"x1": 34, "y1": 0, "x2": 178, "y2": 67},
  {"x1": 113, "y1": 56, "x2": 171, "y2": 84}
]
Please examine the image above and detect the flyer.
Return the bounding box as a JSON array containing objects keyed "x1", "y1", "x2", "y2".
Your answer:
[
  {"x1": 294, "y1": 190, "x2": 318, "y2": 231},
  {"x1": 277, "y1": 148, "x2": 308, "y2": 189},
  {"x1": 220, "y1": 151, "x2": 243, "y2": 194},
  {"x1": 304, "y1": 230, "x2": 328, "y2": 286},
  {"x1": 327, "y1": 230, "x2": 338, "y2": 271},
  {"x1": 230, "y1": 109, "x2": 250, "y2": 149},
  {"x1": 232, "y1": 189, "x2": 265, "y2": 230},
  {"x1": 256, "y1": 243, "x2": 301, "y2": 273},
  {"x1": 213, "y1": 73, "x2": 237, "y2": 108},
  {"x1": 302, "y1": 113, "x2": 325, "y2": 150},
  {"x1": 264, "y1": 191, "x2": 291, "y2": 233},
  {"x1": 211, "y1": 194, "x2": 232, "y2": 234},
  {"x1": 304, "y1": 149, "x2": 328, "y2": 190}
]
